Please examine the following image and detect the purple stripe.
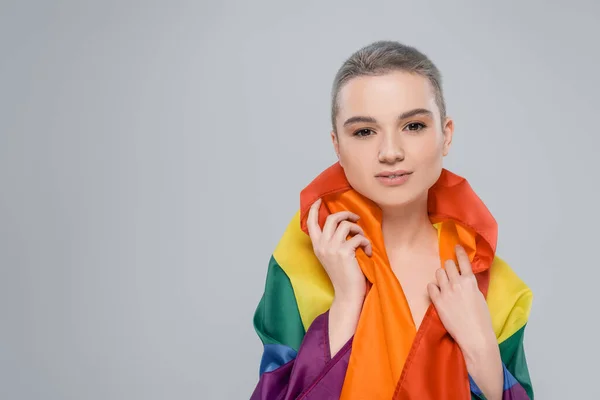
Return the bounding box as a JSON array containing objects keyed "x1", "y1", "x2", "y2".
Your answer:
[
  {"x1": 286, "y1": 311, "x2": 332, "y2": 392},
  {"x1": 502, "y1": 381, "x2": 530, "y2": 400},
  {"x1": 251, "y1": 311, "x2": 351, "y2": 400},
  {"x1": 298, "y1": 338, "x2": 351, "y2": 399},
  {"x1": 251, "y1": 360, "x2": 294, "y2": 400}
]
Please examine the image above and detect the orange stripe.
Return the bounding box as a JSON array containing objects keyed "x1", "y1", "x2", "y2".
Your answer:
[{"x1": 327, "y1": 191, "x2": 414, "y2": 396}]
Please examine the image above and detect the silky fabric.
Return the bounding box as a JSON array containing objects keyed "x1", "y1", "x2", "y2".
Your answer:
[{"x1": 299, "y1": 162, "x2": 496, "y2": 399}]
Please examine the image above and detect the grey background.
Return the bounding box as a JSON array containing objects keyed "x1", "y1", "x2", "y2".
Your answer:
[{"x1": 1, "y1": 0, "x2": 598, "y2": 399}]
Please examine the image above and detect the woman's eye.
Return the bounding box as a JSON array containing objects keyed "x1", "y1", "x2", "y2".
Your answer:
[
  {"x1": 354, "y1": 129, "x2": 374, "y2": 137},
  {"x1": 406, "y1": 122, "x2": 426, "y2": 131}
]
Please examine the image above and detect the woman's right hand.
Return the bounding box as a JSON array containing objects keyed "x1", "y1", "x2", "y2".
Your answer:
[{"x1": 307, "y1": 198, "x2": 372, "y2": 302}]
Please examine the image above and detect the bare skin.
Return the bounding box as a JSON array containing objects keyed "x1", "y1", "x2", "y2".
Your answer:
[
  {"x1": 306, "y1": 70, "x2": 503, "y2": 400},
  {"x1": 386, "y1": 223, "x2": 440, "y2": 330}
]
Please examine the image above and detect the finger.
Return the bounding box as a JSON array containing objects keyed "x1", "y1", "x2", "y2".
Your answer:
[
  {"x1": 306, "y1": 198, "x2": 322, "y2": 241},
  {"x1": 322, "y1": 211, "x2": 360, "y2": 240},
  {"x1": 455, "y1": 245, "x2": 473, "y2": 276},
  {"x1": 427, "y1": 282, "x2": 441, "y2": 303},
  {"x1": 332, "y1": 220, "x2": 365, "y2": 243},
  {"x1": 444, "y1": 258, "x2": 460, "y2": 282},
  {"x1": 345, "y1": 234, "x2": 372, "y2": 257},
  {"x1": 435, "y1": 267, "x2": 449, "y2": 290}
]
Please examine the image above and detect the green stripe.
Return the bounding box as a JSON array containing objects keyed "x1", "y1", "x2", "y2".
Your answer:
[
  {"x1": 499, "y1": 324, "x2": 534, "y2": 399},
  {"x1": 253, "y1": 255, "x2": 306, "y2": 351}
]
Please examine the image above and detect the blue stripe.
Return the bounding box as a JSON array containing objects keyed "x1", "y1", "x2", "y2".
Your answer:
[
  {"x1": 469, "y1": 362, "x2": 520, "y2": 398},
  {"x1": 469, "y1": 373, "x2": 484, "y2": 397},
  {"x1": 502, "y1": 362, "x2": 519, "y2": 390},
  {"x1": 259, "y1": 343, "x2": 297, "y2": 375}
]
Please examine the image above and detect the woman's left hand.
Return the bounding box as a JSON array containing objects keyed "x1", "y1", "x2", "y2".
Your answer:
[
  {"x1": 426, "y1": 244, "x2": 497, "y2": 361},
  {"x1": 427, "y1": 244, "x2": 503, "y2": 400}
]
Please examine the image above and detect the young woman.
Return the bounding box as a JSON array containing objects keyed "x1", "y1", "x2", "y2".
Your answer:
[{"x1": 250, "y1": 41, "x2": 534, "y2": 400}]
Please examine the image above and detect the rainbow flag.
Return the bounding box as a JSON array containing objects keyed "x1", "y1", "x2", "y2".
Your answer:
[{"x1": 251, "y1": 162, "x2": 534, "y2": 399}]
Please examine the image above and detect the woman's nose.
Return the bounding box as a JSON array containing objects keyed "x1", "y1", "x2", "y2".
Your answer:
[{"x1": 378, "y1": 134, "x2": 405, "y2": 163}]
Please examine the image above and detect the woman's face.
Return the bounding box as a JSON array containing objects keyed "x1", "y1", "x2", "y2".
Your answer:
[{"x1": 332, "y1": 70, "x2": 454, "y2": 210}]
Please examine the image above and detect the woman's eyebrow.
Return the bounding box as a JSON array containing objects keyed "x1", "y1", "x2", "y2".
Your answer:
[
  {"x1": 342, "y1": 115, "x2": 377, "y2": 127},
  {"x1": 342, "y1": 108, "x2": 434, "y2": 128},
  {"x1": 397, "y1": 108, "x2": 433, "y2": 120}
]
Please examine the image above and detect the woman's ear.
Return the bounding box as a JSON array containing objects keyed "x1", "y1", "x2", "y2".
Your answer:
[
  {"x1": 331, "y1": 130, "x2": 342, "y2": 165},
  {"x1": 441, "y1": 117, "x2": 454, "y2": 157}
]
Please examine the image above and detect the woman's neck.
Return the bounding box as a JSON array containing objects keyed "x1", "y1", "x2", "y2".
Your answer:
[{"x1": 380, "y1": 195, "x2": 436, "y2": 252}]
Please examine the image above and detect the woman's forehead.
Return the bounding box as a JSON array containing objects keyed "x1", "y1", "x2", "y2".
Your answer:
[{"x1": 337, "y1": 72, "x2": 439, "y2": 120}]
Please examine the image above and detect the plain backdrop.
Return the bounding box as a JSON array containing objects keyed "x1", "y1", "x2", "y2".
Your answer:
[{"x1": 1, "y1": 1, "x2": 599, "y2": 399}]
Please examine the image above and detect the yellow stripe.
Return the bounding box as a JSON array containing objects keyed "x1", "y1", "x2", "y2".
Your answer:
[
  {"x1": 486, "y1": 256, "x2": 533, "y2": 343},
  {"x1": 273, "y1": 211, "x2": 334, "y2": 331}
]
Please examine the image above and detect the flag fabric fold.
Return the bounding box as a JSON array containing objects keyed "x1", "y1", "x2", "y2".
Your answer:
[{"x1": 251, "y1": 162, "x2": 533, "y2": 399}]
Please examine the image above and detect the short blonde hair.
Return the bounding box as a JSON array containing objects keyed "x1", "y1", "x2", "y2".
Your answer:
[{"x1": 331, "y1": 40, "x2": 446, "y2": 133}]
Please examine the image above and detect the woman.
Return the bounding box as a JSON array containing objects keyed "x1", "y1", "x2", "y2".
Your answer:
[{"x1": 250, "y1": 41, "x2": 534, "y2": 400}]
